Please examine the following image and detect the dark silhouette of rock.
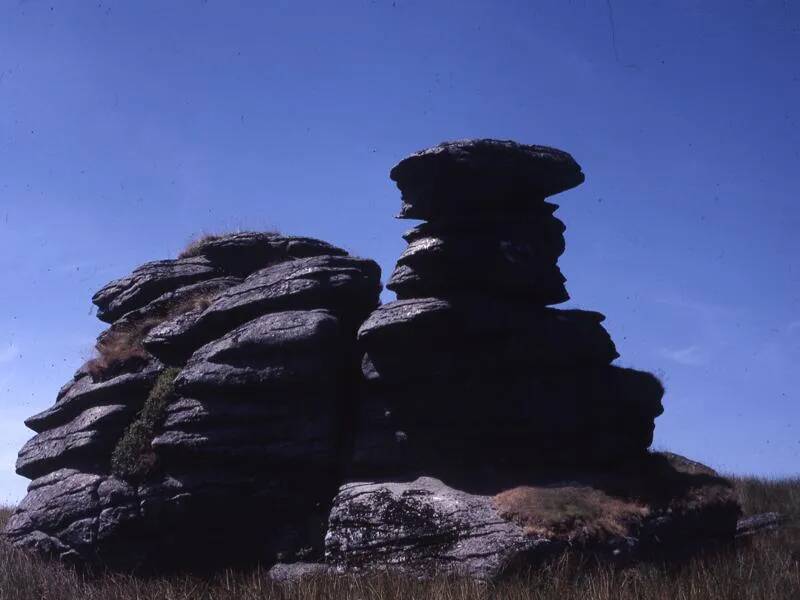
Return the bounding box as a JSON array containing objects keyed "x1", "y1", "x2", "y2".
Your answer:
[
  {"x1": 326, "y1": 476, "x2": 549, "y2": 580},
  {"x1": 390, "y1": 139, "x2": 584, "y2": 220},
  {"x1": 353, "y1": 139, "x2": 664, "y2": 478}
]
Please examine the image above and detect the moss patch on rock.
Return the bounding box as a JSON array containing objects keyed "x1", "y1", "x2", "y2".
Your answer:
[{"x1": 111, "y1": 367, "x2": 181, "y2": 481}]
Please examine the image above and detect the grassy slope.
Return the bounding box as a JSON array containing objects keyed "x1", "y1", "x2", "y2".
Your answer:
[{"x1": 0, "y1": 477, "x2": 798, "y2": 600}]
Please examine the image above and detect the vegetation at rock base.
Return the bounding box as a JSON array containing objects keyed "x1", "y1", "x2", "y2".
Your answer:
[
  {"x1": 109, "y1": 367, "x2": 181, "y2": 481},
  {"x1": 1, "y1": 476, "x2": 798, "y2": 599},
  {"x1": 495, "y1": 485, "x2": 651, "y2": 540},
  {"x1": 493, "y1": 453, "x2": 739, "y2": 543}
]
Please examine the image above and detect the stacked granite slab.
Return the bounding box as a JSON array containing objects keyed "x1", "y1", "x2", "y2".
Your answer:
[
  {"x1": 353, "y1": 139, "x2": 665, "y2": 479},
  {"x1": 5, "y1": 232, "x2": 381, "y2": 569}
]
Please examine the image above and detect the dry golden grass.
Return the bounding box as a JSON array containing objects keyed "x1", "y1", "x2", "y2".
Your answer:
[
  {"x1": 0, "y1": 477, "x2": 798, "y2": 599},
  {"x1": 177, "y1": 230, "x2": 278, "y2": 259},
  {"x1": 495, "y1": 485, "x2": 650, "y2": 541},
  {"x1": 178, "y1": 233, "x2": 228, "y2": 259},
  {"x1": 494, "y1": 452, "x2": 737, "y2": 543},
  {"x1": 86, "y1": 294, "x2": 214, "y2": 380}
]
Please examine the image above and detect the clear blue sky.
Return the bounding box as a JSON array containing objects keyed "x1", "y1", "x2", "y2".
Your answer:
[{"x1": 1, "y1": 1, "x2": 798, "y2": 503}]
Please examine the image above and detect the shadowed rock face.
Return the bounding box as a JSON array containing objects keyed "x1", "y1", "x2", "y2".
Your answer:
[
  {"x1": 352, "y1": 139, "x2": 665, "y2": 479},
  {"x1": 389, "y1": 139, "x2": 585, "y2": 220},
  {"x1": 6, "y1": 232, "x2": 381, "y2": 570}
]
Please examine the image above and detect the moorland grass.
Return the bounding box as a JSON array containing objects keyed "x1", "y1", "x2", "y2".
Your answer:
[{"x1": 0, "y1": 477, "x2": 798, "y2": 600}]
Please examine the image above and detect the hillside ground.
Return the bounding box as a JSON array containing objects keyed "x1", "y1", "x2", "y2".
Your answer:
[{"x1": 0, "y1": 476, "x2": 798, "y2": 600}]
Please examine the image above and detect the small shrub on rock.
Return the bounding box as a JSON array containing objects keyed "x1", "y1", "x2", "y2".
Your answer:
[{"x1": 111, "y1": 367, "x2": 181, "y2": 481}]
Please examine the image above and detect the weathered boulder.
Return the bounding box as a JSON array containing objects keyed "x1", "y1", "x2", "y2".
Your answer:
[
  {"x1": 401, "y1": 203, "x2": 564, "y2": 243},
  {"x1": 358, "y1": 298, "x2": 618, "y2": 384},
  {"x1": 390, "y1": 139, "x2": 585, "y2": 220},
  {"x1": 181, "y1": 231, "x2": 349, "y2": 276},
  {"x1": 326, "y1": 454, "x2": 740, "y2": 580},
  {"x1": 16, "y1": 405, "x2": 133, "y2": 479},
  {"x1": 393, "y1": 213, "x2": 567, "y2": 300},
  {"x1": 355, "y1": 138, "x2": 663, "y2": 482},
  {"x1": 98, "y1": 276, "x2": 242, "y2": 346},
  {"x1": 351, "y1": 366, "x2": 664, "y2": 479},
  {"x1": 6, "y1": 231, "x2": 381, "y2": 570},
  {"x1": 173, "y1": 310, "x2": 344, "y2": 396},
  {"x1": 326, "y1": 477, "x2": 553, "y2": 580},
  {"x1": 144, "y1": 255, "x2": 381, "y2": 365},
  {"x1": 4, "y1": 469, "x2": 105, "y2": 563},
  {"x1": 24, "y1": 360, "x2": 162, "y2": 433},
  {"x1": 92, "y1": 257, "x2": 222, "y2": 323},
  {"x1": 387, "y1": 260, "x2": 569, "y2": 303}
]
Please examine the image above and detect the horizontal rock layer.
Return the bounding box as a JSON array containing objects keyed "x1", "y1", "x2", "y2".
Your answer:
[
  {"x1": 352, "y1": 366, "x2": 664, "y2": 479},
  {"x1": 390, "y1": 139, "x2": 585, "y2": 220},
  {"x1": 93, "y1": 257, "x2": 221, "y2": 324},
  {"x1": 8, "y1": 233, "x2": 382, "y2": 570},
  {"x1": 144, "y1": 255, "x2": 381, "y2": 365}
]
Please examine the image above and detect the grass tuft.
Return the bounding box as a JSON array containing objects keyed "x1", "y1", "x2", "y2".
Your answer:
[
  {"x1": 110, "y1": 367, "x2": 181, "y2": 481},
  {"x1": 495, "y1": 485, "x2": 650, "y2": 541},
  {"x1": 177, "y1": 229, "x2": 282, "y2": 259},
  {"x1": 178, "y1": 233, "x2": 228, "y2": 259},
  {"x1": 87, "y1": 294, "x2": 214, "y2": 381}
]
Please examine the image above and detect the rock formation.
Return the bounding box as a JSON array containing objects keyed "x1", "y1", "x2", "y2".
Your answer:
[
  {"x1": 352, "y1": 140, "x2": 665, "y2": 480},
  {"x1": 325, "y1": 454, "x2": 740, "y2": 580},
  {"x1": 4, "y1": 140, "x2": 740, "y2": 578},
  {"x1": 5, "y1": 232, "x2": 381, "y2": 568}
]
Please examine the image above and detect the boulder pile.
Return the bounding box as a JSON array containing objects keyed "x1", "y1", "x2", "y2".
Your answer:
[
  {"x1": 353, "y1": 140, "x2": 665, "y2": 480},
  {"x1": 5, "y1": 233, "x2": 381, "y2": 568},
  {"x1": 4, "y1": 140, "x2": 739, "y2": 578}
]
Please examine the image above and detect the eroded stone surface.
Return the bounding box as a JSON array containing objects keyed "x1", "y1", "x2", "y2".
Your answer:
[
  {"x1": 390, "y1": 139, "x2": 585, "y2": 220},
  {"x1": 173, "y1": 310, "x2": 343, "y2": 396},
  {"x1": 327, "y1": 454, "x2": 740, "y2": 580},
  {"x1": 326, "y1": 477, "x2": 555, "y2": 580},
  {"x1": 185, "y1": 231, "x2": 349, "y2": 275},
  {"x1": 144, "y1": 255, "x2": 381, "y2": 364},
  {"x1": 92, "y1": 257, "x2": 221, "y2": 323},
  {"x1": 25, "y1": 360, "x2": 162, "y2": 433},
  {"x1": 17, "y1": 405, "x2": 133, "y2": 479}
]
